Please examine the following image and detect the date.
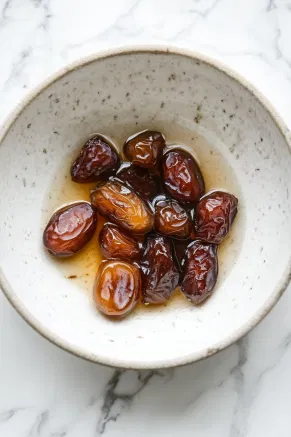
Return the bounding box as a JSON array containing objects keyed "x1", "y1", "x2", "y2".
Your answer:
[
  {"x1": 71, "y1": 135, "x2": 120, "y2": 183},
  {"x1": 154, "y1": 196, "x2": 192, "y2": 239},
  {"x1": 181, "y1": 241, "x2": 218, "y2": 304},
  {"x1": 93, "y1": 260, "x2": 141, "y2": 317},
  {"x1": 90, "y1": 180, "x2": 154, "y2": 234},
  {"x1": 99, "y1": 223, "x2": 141, "y2": 260},
  {"x1": 162, "y1": 149, "x2": 205, "y2": 204},
  {"x1": 43, "y1": 202, "x2": 97, "y2": 257},
  {"x1": 195, "y1": 191, "x2": 238, "y2": 244},
  {"x1": 124, "y1": 130, "x2": 165, "y2": 168},
  {"x1": 141, "y1": 234, "x2": 179, "y2": 304},
  {"x1": 117, "y1": 165, "x2": 159, "y2": 201}
]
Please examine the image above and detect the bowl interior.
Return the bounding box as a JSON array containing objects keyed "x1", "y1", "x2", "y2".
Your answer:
[{"x1": 0, "y1": 49, "x2": 291, "y2": 368}]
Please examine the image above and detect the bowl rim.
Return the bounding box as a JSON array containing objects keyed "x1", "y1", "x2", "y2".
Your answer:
[{"x1": 1, "y1": 44, "x2": 291, "y2": 369}]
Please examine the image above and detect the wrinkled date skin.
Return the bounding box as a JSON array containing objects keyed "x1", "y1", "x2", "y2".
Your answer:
[
  {"x1": 154, "y1": 196, "x2": 192, "y2": 239},
  {"x1": 94, "y1": 260, "x2": 141, "y2": 317},
  {"x1": 90, "y1": 180, "x2": 154, "y2": 234},
  {"x1": 195, "y1": 191, "x2": 238, "y2": 244},
  {"x1": 43, "y1": 202, "x2": 97, "y2": 257},
  {"x1": 181, "y1": 241, "x2": 218, "y2": 304},
  {"x1": 162, "y1": 149, "x2": 205, "y2": 205},
  {"x1": 71, "y1": 135, "x2": 120, "y2": 183},
  {"x1": 141, "y1": 235, "x2": 179, "y2": 304},
  {"x1": 117, "y1": 165, "x2": 159, "y2": 201},
  {"x1": 99, "y1": 223, "x2": 141, "y2": 261},
  {"x1": 124, "y1": 130, "x2": 165, "y2": 168}
]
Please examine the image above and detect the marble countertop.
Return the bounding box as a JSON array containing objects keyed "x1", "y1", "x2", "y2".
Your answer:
[{"x1": 1, "y1": 0, "x2": 291, "y2": 435}]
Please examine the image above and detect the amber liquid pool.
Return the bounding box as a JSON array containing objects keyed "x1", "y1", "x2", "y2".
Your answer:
[{"x1": 43, "y1": 122, "x2": 244, "y2": 304}]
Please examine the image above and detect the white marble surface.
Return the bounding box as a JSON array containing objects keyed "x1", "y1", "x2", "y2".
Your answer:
[{"x1": 1, "y1": 0, "x2": 291, "y2": 435}]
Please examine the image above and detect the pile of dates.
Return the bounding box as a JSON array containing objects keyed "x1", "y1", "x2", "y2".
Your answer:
[{"x1": 43, "y1": 130, "x2": 238, "y2": 318}]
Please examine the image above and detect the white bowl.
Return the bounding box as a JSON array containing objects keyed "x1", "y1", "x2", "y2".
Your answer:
[{"x1": 1, "y1": 46, "x2": 291, "y2": 369}]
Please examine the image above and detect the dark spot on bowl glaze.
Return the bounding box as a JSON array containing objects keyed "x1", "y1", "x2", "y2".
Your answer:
[{"x1": 168, "y1": 73, "x2": 176, "y2": 81}]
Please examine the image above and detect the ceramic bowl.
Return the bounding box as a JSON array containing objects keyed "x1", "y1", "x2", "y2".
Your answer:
[{"x1": 1, "y1": 46, "x2": 291, "y2": 369}]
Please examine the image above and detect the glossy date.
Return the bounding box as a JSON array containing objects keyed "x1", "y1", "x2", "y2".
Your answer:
[
  {"x1": 90, "y1": 180, "x2": 154, "y2": 234},
  {"x1": 93, "y1": 260, "x2": 141, "y2": 317},
  {"x1": 124, "y1": 130, "x2": 165, "y2": 168},
  {"x1": 141, "y1": 234, "x2": 179, "y2": 304},
  {"x1": 43, "y1": 202, "x2": 97, "y2": 257},
  {"x1": 195, "y1": 191, "x2": 238, "y2": 244},
  {"x1": 117, "y1": 164, "x2": 159, "y2": 201},
  {"x1": 99, "y1": 223, "x2": 141, "y2": 260},
  {"x1": 181, "y1": 241, "x2": 218, "y2": 304},
  {"x1": 162, "y1": 149, "x2": 205, "y2": 205},
  {"x1": 71, "y1": 135, "x2": 120, "y2": 183},
  {"x1": 154, "y1": 196, "x2": 192, "y2": 239}
]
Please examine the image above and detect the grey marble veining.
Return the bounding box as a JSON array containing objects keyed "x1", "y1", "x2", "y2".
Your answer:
[{"x1": 1, "y1": 0, "x2": 291, "y2": 435}]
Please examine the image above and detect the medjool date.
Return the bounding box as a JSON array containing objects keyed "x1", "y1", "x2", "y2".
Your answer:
[
  {"x1": 195, "y1": 191, "x2": 238, "y2": 244},
  {"x1": 154, "y1": 197, "x2": 192, "y2": 239},
  {"x1": 124, "y1": 130, "x2": 165, "y2": 168},
  {"x1": 117, "y1": 165, "x2": 159, "y2": 201},
  {"x1": 94, "y1": 260, "x2": 140, "y2": 317},
  {"x1": 99, "y1": 223, "x2": 141, "y2": 260},
  {"x1": 162, "y1": 149, "x2": 205, "y2": 205},
  {"x1": 141, "y1": 234, "x2": 179, "y2": 304},
  {"x1": 71, "y1": 135, "x2": 120, "y2": 183},
  {"x1": 181, "y1": 241, "x2": 218, "y2": 304},
  {"x1": 43, "y1": 202, "x2": 97, "y2": 257},
  {"x1": 90, "y1": 180, "x2": 154, "y2": 234}
]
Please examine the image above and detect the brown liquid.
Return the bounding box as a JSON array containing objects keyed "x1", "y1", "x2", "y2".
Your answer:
[{"x1": 42, "y1": 123, "x2": 244, "y2": 303}]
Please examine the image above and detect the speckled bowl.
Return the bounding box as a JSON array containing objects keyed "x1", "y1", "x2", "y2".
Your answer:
[{"x1": 1, "y1": 46, "x2": 291, "y2": 369}]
